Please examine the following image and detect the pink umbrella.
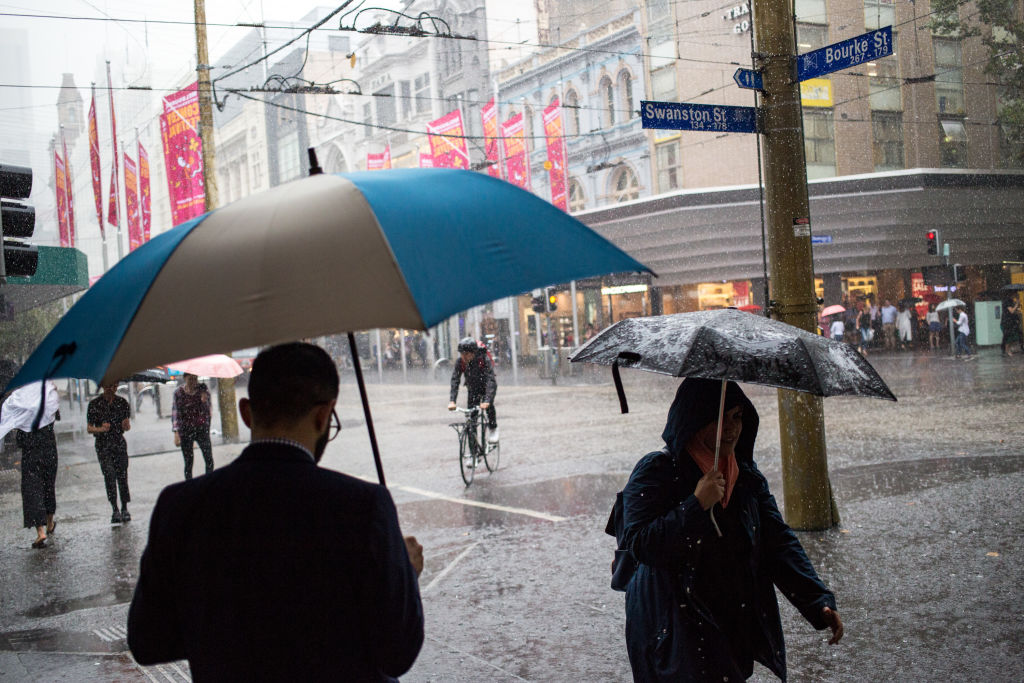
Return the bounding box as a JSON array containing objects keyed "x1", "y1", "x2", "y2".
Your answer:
[
  {"x1": 819, "y1": 304, "x2": 846, "y2": 318},
  {"x1": 166, "y1": 354, "x2": 243, "y2": 378}
]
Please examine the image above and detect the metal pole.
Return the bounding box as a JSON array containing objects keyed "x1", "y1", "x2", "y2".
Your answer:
[
  {"x1": 945, "y1": 245, "x2": 956, "y2": 356},
  {"x1": 751, "y1": 0, "x2": 837, "y2": 529},
  {"x1": 508, "y1": 296, "x2": 519, "y2": 384},
  {"x1": 570, "y1": 280, "x2": 579, "y2": 349},
  {"x1": 195, "y1": 0, "x2": 238, "y2": 443},
  {"x1": 375, "y1": 328, "x2": 383, "y2": 382},
  {"x1": 399, "y1": 328, "x2": 407, "y2": 382}
]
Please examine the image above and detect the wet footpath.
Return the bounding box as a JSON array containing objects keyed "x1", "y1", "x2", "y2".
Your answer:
[{"x1": 0, "y1": 348, "x2": 1022, "y2": 681}]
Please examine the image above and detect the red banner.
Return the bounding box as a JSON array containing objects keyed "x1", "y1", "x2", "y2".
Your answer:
[
  {"x1": 542, "y1": 99, "x2": 568, "y2": 211},
  {"x1": 124, "y1": 154, "x2": 140, "y2": 251},
  {"x1": 138, "y1": 142, "x2": 151, "y2": 243},
  {"x1": 367, "y1": 145, "x2": 392, "y2": 170},
  {"x1": 54, "y1": 151, "x2": 70, "y2": 247},
  {"x1": 426, "y1": 110, "x2": 470, "y2": 169},
  {"x1": 418, "y1": 153, "x2": 434, "y2": 168},
  {"x1": 160, "y1": 83, "x2": 205, "y2": 225},
  {"x1": 501, "y1": 113, "x2": 530, "y2": 190},
  {"x1": 481, "y1": 98, "x2": 502, "y2": 179},
  {"x1": 88, "y1": 91, "x2": 103, "y2": 237},
  {"x1": 61, "y1": 135, "x2": 76, "y2": 245},
  {"x1": 106, "y1": 62, "x2": 119, "y2": 228}
]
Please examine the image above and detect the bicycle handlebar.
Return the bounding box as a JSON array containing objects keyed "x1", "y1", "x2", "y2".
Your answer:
[{"x1": 453, "y1": 406, "x2": 481, "y2": 415}]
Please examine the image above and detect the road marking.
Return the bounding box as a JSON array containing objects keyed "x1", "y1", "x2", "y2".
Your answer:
[
  {"x1": 422, "y1": 542, "x2": 480, "y2": 595},
  {"x1": 426, "y1": 634, "x2": 531, "y2": 681},
  {"x1": 166, "y1": 662, "x2": 192, "y2": 681},
  {"x1": 395, "y1": 485, "x2": 567, "y2": 522},
  {"x1": 93, "y1": 627, "x2": 117, "y2": 642}
]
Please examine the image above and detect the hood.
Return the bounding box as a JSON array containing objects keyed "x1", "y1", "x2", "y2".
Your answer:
[{"x1": 661, "y1": 378, "x2": 759, "y2": 463}]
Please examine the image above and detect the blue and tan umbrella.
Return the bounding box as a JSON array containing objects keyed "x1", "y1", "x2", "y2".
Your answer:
[{"x1": 9, "y1": 167, "x2": 651, "y2": 482}]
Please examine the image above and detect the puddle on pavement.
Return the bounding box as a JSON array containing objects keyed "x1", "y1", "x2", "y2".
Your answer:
[
  {"x1": 0, "y1": 627, "x2": 126, "y2": 653},
  {"x1": 833, "y1": 454, "x2": 1024, "y2": 503},
  {"x1": 20, "y1": 587, "x2": 136, "y2": 619}
]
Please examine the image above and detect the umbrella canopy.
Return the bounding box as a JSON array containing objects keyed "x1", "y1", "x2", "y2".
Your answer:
[
  {"x1": 8, "y1": 169, "x2": 650, "y2": 390},
  {"x1": 935, "y1": 298, "x2": 966, "y2": 312},
  {"x1": 737, "y1": 304, "x2": 762, "y2": 313},
  {"x1": 124, "y1": 367, "x2": 173, "y2": 383},
  {"x1": 167, "y1": 354, "x2": 243, "y2": 379},
  {"x1": 819, "y1": 304, "x2": 846, "y2": 318},
  {"x1": 570, "y1": 309, "x2": 896, "y2": 401}
]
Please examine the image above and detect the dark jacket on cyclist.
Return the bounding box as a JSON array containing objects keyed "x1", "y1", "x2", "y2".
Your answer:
[{"x1": 450, "y1": 348, "x2": 497, "y2": 428}]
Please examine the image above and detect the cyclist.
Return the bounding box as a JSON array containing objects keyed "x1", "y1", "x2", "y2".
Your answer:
[{"x1": 447, "y1": 337, "x2": 499, "y2": 443}]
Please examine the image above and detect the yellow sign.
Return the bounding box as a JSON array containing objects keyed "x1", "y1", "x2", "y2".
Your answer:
[
  {"x1": 800, "y1": 78, "x2": 833, "y2": 108},
  {"x1": 543, "y1": 160, "x2": 553, "y2": 171}
]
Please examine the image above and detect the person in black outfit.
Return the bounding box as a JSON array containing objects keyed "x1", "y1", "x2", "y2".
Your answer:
[
  {"x1": 448, "y1": 337, "x2": 499, "y2": 443},
  {"x1": 87, "y1": 383, "x2": 132, "y2": 524},
  {"x1": 171, "y1": 373, "x2": 214, "y2": 479},
  {"x1": 128, "y1": 343, "x2": 425, "y2": 681}
]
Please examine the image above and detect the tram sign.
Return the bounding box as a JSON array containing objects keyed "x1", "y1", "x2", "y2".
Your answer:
[
  {"x1": 797, "y1": 26, "x2": 893, "y2": 81},
  {"x1": 641, "y1": 101, "x2": 758, "y2": 133},
  {"x1": 733, "y1": 68, "x2": 764, "y2": 91},
  {"x1": 811, "y1": 235, "x2": 833, "y2": 244}
]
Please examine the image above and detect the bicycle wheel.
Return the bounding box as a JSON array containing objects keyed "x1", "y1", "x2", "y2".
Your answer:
[
  {"x1": 459, "y1": 429, "x2": 476, "y2": 486},
  {"x1": 485, "y1": 440, "x2": 500, "y2": 473}
]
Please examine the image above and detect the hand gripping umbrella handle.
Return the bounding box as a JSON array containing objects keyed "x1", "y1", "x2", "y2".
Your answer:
[{"x1": 708, "y1": 379, "x2": 727, "y2": 538}]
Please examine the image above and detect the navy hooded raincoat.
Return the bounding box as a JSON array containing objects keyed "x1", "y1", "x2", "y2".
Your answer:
[{"x1": 622, "y1": 378, "x2": 837, "y2": 682}]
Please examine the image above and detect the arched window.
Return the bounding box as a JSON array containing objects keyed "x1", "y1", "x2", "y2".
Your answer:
[
  {"x1": 568, "y1": 178, "x2": 586, "y2": 212},
  {"x1": 600, "y1": 77, "x2": 615, "y2": 128},
  {"x1": 612, "y1": 166, "x2": 639, "y2": 202},
  {"x1": 564, "y1": 90, "x2": 580, "y2": 137},
  {"x1": 618, "y1": 71, "x2": 633, "y2": 119}
]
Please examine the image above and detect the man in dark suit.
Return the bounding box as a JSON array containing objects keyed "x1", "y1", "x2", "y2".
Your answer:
[{"x1": 127, "y1": 343, "x2": 424, "y2": 681}]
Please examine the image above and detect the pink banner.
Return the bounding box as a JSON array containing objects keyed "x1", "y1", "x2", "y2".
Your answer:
[
  {"x1": 501, "y1": 113, "x2": 530, "y2": 190},
  {"x1": 88, "y1": 91, "x2": 104, "y2": 237},
  {"x1": 124, "y1": 154, "x2": 140, "y2": 251},
  {"x1": 418, "y1": 153, "x2": 434, "y2": 168},
  {"x1": 543, "y1": 99, "x2": 568, "y2": 211},
  {"x1": 160, "y1": 83, "x2": 205, "y2": 225},
  {"x1": 106, "y1": 62, "x2": 119, "y2": 228},
  {"x1": 54, "y1": 151, "x2": 70, "y2": 247},
  {"x1": 427, "y1": 110, "x2": 470, "y2": 169},
  {"x1": 138, "y1": 142, "x2": 151, "y2": 242},
  {"x1": 367, "y1": 145, "x2": 392, "y2": 170},
  {"x1": 481, "y1": 98, "x2": 502, "y2": 179},
  {"x1": 62, "y1": 135, "x2": 77, "y2": 246}
]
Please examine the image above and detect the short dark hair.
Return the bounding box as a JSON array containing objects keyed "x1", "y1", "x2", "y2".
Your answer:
[{"x1": 247, "y1": 343, "x2": 339, "y2": 426}]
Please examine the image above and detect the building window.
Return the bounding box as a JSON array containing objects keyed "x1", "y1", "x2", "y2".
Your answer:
[
  {"x1": 363, "y1": 103, "x2": 372, "y2": 139},
  {"x1": 600, "y1": 77, "x2": 615, "y2": 128},
  {"x1": 375, "y1": 85, "x2": 396, "y2": 128},
  {"x1": 864, "y1": 0, "x2": 894, "y2": 30},
  {"x1": 933, "y1": 38, "x2": 964, "y2": 115},
  {"x1": 414, "y1": 73, "x2": 431, "y2": 114},
  {"x1": 400, "y1": 81, "x2": 412, "y2": 119},
  {"x1": 795, "y1": 0, "x2": 827, "y2": 24},
  {"x1": 565, "y1": 90, "x2": 580, "y2": 137},
  {"x1": 656, "y1": 140, "x2": 681, "y2": 192},
  {"x1": 568, "y1": 178, "x2": 586, "y2": 212},
  {"x1": 647, "y1": 0, "x2": 671, "y2": 23},
  {"x1": 939, "y1": 119, "x2": 968, "y2": 168},
  {"x1": 997, "y1": 90, "x2": 1024, "y2": 168},
  {"x1": 618, "y1": 71, "x2": 633, "y2": 119},
  {"x1": 796, "y1": 23, "x2": 828, "y2": 53},
  {"x1": 868, "y1": 51, "x2": 901, "y2": 111},
  {"x1": 650, "y1": 65, "x2": 677, "y2": 101},
  {"x1": 277, "y1": 130, "x2": 301, "y2": 182},
  {"x1": 612, "y1": 166, "x2": 640, "y2": 202},
  {"x1": 803, "y1": 109, "x2": 836, "y2": 179},
  {"x1": 872, "y1": 111, "x2": 904, "y2": 171}
]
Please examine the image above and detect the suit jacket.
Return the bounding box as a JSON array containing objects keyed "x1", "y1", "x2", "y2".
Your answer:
[{"x1": 127, "y1": 442, "x2": 424, "y2": 681}]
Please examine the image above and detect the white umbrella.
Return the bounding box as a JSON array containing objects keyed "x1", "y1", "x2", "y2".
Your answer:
[
  {"x1": 167, "y1": 354, "x2": 243, "y2": 378},
  {"x1": 935, "y1": 298, "x2": 966, "y2": 312}
]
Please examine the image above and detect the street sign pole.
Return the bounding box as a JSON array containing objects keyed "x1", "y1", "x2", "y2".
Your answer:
[{"x1": 752, "y1": 0, "x2": 838, "y2": 530}]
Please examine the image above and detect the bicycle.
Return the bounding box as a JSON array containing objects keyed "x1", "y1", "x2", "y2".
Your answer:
[{"x1": 449, "y1": 406, "x2": 500, "y2": 486}]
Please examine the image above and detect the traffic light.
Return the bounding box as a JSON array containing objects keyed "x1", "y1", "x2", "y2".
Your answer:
[
  {"x1": 531, "y1": 295, "x2": 545, "y2": 313},
  {"x1": 925, "y1": 230, "x2": 938, "y2": 256},
  {"x1": 545, "y1": 287, "x2": 558, "y2": 313},
  {"x1": 1, "y1": 163, "x2": 37, "y2": 279}
]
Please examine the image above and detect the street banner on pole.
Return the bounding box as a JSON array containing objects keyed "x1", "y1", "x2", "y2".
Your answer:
[
  {"x1": 542, "y1": 98, "x2": 568, "y2": 211},
  {"x1": 138, "y1": 142, "x2": 151, "y2": 243},
  {"x1": 61, "y1": 134, "x2": 76, "y2": 246},
  {"x1": 105, "y1": 62, "x2": 120, "y2": 228},
  {"x1": 501, "y1": 113, "x2": 530, "y2": 190},
  {"x1": 426, "y1": 110, "x2": 470, "y2": 169},
  {"x1": 481, "y1": 97, "x2": 503, "y2": 179},
  {"x1": 54, "y1": 150, "x2": 70, "y2": 247},
  {"x1": 124, "y1": 153, "x2": 140, "y2": 251},
  {"x1": 159, "y1": 82, "x2": 206, "y2": 225},
  {"x1": 88, "y1": 90, "x2": 104, "y2": 236},
  {"x1": 367, "y1": 145, "x2": 392, "y2": 170},
  {"x1": 418, "y1": 153, "x2": 434, "y2": 168}
]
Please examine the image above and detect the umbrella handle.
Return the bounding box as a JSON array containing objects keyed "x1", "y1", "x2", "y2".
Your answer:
[
  {"x1": 709, "y1": 379, "x2": 727, "y2": 538},
  {"x1": 709, "y1": 507, "x2": 723, "y2": 537}
]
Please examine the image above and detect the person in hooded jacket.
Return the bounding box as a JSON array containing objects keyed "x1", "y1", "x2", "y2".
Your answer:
[{"x1": 621, "y1": 378, "x2": 843, "y2": 682}]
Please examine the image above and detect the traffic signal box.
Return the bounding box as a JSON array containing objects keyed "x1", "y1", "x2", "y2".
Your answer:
[
  {"x1": 546, "y1": 288, "x2": 558, "y2": 313},
  {"x1": 926, "y1": 230, "x2": 939, "y2": 256},
  {"x1": 1, "y1": 163, "x2": 37, "y2": 279}
]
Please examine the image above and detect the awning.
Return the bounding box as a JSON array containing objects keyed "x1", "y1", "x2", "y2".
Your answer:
[{"x1": 3, "y1": 246, "x2": 88, "y2": 314}]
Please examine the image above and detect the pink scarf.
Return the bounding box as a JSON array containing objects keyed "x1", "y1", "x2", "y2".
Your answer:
[{"x1": 685, "y1": 434, "x2": 739, "y2": 508}]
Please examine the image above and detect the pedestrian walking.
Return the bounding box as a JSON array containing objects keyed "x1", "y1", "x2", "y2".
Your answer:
[
  {"x1": 128, "y1": 343, "x2": 425, "y2": 680},
  {"x1": 857, "y1": 306, "x2": 873, "y2": 356},
  {"x1": 87, "y1": 383, "x2": 132, "y2": 523},
  {"x1": 829, "y1": 315, "x2": 845, "y2": 342},
  {"x1": 955, "y1": 305, "x2": 973, "y2": 359},
  {"x1": 881, "y1": 299, "x2": 898, "y2": 350},
  {"x1": 171, "y1": 373, "x2": 214, "y2": 480},
  {"x1": 896, "y1": 303, "x2": 913, "y2": 350},
  {"x1": 1000, "y1": 300, "x2": 1022, "y2": 356},
  {"x1": 926, "y1": 303, "x2": 942, "y2": 350},
  {"x1": 619, "y1": 378, "x2": 842, "y2": 681},
  {"x1": 0, "y1": 381, "x2": 61, "y2": 548}
]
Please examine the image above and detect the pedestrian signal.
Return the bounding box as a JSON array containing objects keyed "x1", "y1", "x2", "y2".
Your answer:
[
  {"x1": 1, "y1": 163, "x2": 37, "y2": 279},
  {"x1": 531, "y1": 296, "x2": 545, "y2": 313}
]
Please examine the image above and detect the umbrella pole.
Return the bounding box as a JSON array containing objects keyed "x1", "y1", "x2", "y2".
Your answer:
[
  {"x1": 709, "y1": 379, "x2": 727, "y2": 537},
  {"x1": 348, "y1": 332, "x2": 387, "y2": 487}
]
